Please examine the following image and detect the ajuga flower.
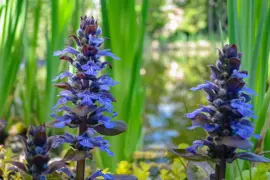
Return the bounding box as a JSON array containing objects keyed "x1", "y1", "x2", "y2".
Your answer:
[
  {"x1": 51, "y1": 16, "x2": 127, "y2": 179},
  {"x1": 8, "y1": 126, "x2": 67, "y2": 180},
  {"x1": 172, "y1": 44, "x2": 270, "y2": 180}
]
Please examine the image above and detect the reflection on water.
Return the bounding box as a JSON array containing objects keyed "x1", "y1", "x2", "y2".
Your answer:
[{"x1": 142, "y1": 42, "x2": 218, "y2": 148}]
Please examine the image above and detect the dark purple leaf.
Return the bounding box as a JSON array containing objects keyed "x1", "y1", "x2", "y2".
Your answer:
[
  {"x1": 228, "y1": 58, "x2": 241, "y2": 71},
  {"x1": 33, "y1": 131, "x2": 47, "y2": 146},
  {"x1": 62, "y1": 148, "x2": 91, "y2": 161},
  {"x1": 226, "y1": 44, "x2": 238, "y2": 58},
  {"x1": 43, "y1": 161, "x2": 66, "y2": 175},
  {"x1": 208, "y1": 65, "x2": 221, "y2": 79},
  {"x1": 53, "y1": 82, "x2": 71, "y2": 90},
  {"x1": 82, "y1": 44, "x2": 98, "y2": 57},
  {"x1": 93, "y1": 121, "x2": 127, "y2": 136},
  {"x1": 170, "y1": 149, "x2": 210, "y2": 161},
  {"x1": 57, "y1": 167, "x2": 74, "y2": 178},
  {"x1": 7, "y1": 161, "x2": 28, "y2": 173},
  {"x1": 216, "y1": 136, "x2": 253, "y2": 149},
  {"x1": 32, "y1": 155, "x2": 50, "y2": 168},
  {"x1": 69, "y1": 34, "x2": 81, "y2": 46},
  {"x1": 71, "y1": 105, "x2": 93, "y2": 117},
  {"x1": 226, "y1": 78, "x2": 245, "y2": 92},
  {"x1": 235, "y1": 152, "x2": 270, "y2": 163},
  {"x1": 60, "y1": 56, "x2": 74, "y2": 63}
]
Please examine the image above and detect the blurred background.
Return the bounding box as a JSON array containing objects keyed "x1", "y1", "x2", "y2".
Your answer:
[{"x1": 0, "y1": 0, "x2": 269, "y2": 179}]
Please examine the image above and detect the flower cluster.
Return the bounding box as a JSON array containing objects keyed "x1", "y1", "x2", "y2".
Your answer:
[
  {"x1": 172, "y1": 45, "x2": 270, "y2": 165},
  {"x1": 51, "y1": 16, "x2": 126, "y2": 156},
  {"x1": 9, "y1": 126, "x2": 66, "y2": 180},
  {"x1": 52, "y1": 129, "x2": 113, "y2": 156}
]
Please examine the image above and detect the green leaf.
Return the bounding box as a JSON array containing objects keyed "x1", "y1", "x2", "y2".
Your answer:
[
  {"x1": 170, "y1": 149, "x2": 211, "y2": 162},
  {"x1": 99, "y1": 0, "x2": 148, "y2": 171}
]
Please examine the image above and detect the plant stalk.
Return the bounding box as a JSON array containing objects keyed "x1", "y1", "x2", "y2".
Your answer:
[
  {"x1": 76, "y1": 123, "x2": 88, "y2": 180},
  {"x1": 215, "y1": 158, "x2": 226, "y2": 180}
]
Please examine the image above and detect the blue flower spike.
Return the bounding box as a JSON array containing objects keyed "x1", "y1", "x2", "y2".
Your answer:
[{"x1": 171, "y1": 44, "x2": 270, "y2": 180}]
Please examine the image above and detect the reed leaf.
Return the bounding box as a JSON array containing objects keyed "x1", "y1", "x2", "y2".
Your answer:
[
  {"x1": 0, "y1": 0, "x2": 28, "y2": 119},
  {"x1": 227, "y1": 0, "x2": 270, "y2": 177},
  {"x1": 99, "y1": 0, "x2": 148, "y2": 171}
]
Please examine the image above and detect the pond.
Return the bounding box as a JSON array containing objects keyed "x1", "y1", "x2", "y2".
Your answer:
[{"x1": 142, "y1": 40, "x2": 220, "y2": 148}]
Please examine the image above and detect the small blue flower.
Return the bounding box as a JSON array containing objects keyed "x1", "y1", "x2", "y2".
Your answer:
[
  {"x1": 52, "y1": 71, "x2": 73, "y2": 81},
  {"x1": 240, "y1": 87, "x2": 257, "y2": 96},
  {"x1": 231, "y1": 99, "x2": 257, "y2": 118},
  {"x1": 231, "y1": 119, "x2": 254, "y2": 139},
  {"x1": 93, "y1": 75, "x2": 119, "y2": 91},
  {"x1": 186, "y1": 140, "x2": 204, "y2": 154},
  {"x1": 87, "y1": 170, "x2": 113, "y2": 180},
  {"x1": 231, "y1": 70, "x2": 248, "y2": 79},
  {"x1": 53, "y1": 46, "x2": 79, "y2": 56},
  {"x1": 77, "y1": 132, "x2": 94, "y2": 148},
  {"x1": 88, "y1": 36, "x2": 104, "y2": 47},
  {"x1": 191, "y1": 81, "x2": 218, "y2": 91},
  {"x1": 77, "y1": 91, "x2": 99, "y2": 106},
  {"x1": 51, "y1": 114, "x2": 73, "y2": 128},
  {"x1": 98, "y1": 49, "x2": 120, "y2": 60},
  {"x1": 185, "y1": 106, "x2": 215, "y2": 119},
  {"x1": 81, "y1": 61, "x2": 101, "y2": 76}
]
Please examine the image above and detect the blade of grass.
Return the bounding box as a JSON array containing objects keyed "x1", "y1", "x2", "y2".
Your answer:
[
  {"x1": 23, "y1": 0, "x2": 42, "y2": 125},
  {"x1": 99, "y1": 0, "x2": 148, "y2": 171},
  {"x1": 41, "y1": 0, "x2": 74, "y2": 124},
  {"x1": 0, "y1": 0, "x2": 28, "y2": 119}
]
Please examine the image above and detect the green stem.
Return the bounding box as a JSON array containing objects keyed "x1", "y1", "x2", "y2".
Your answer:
[
  {"x1": 179, "y1": 157, "x2": 187, "y2": 169},
  {"x1": 236, "y1": 160, "x2": 243, "y2": 180},
  {"x1": 76, "y1": 123, "x2": 87, "y2": 180},
  {"x1": 249, "y1": 161, "x2": 252, "y2": 180}
]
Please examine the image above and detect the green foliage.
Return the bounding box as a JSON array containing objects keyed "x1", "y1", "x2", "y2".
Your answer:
[
  {"x1": 147, "y1": 0, "x2": 167, "y2": 38},
  {"x1": 99, "y1": 0, "x2": 149, "y2": 171},
  {"x1": 227, "y1": 0, "x2": 270, "y2": 178},
  {"x1": 0, "y1": 0, "x2": 28, "y2": 119},
  {"x1": 115, "y1": 158, "x2": 187, "y2": 180},
  {"x1": 178, "y1": 0, "x2": 208, "y2": 34},
  {"x1": 236, "y1": 164, "x2": 270, "y2": 180}
]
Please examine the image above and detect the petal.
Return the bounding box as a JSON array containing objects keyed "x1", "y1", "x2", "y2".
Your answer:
[
  {"x1": 53, "y1": 46, "x2": 79, "y2": 56},
  {"x1": 240, "y1": 87, "x2": 257, "y2": 96},
  {"x1": 52, "y1": 71, "x2": 73, "y2": 81},
  {"x1": 186, "y1": 140, "x2": 204, "y2": 154},
  {"x1": 231, "y1": 70, "x2": 248, "y2": 78},
  {"x1": 98, "y1": 49, "x2": 120, "y2": 60},
  {"x1": 191, "y1": 81, "x2": 217, "y2": 91}
]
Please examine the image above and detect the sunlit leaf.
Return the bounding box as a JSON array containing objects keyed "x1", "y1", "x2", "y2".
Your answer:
[{"x1": 170, "y1": 149, "x2": 211, "y2": 161}]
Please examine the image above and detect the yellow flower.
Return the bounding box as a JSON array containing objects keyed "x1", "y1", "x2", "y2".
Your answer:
[{"x1": 116, "y1": 161, "x2": 132, "y2": 175}]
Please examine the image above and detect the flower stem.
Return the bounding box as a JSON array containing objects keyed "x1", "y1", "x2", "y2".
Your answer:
[
  {"x1": 236, "y1": 159, "x2": 243, "y2": 180},
  {"x1": 215, "y1": 158, "x2": 226, "y2": 180},
  {"x1": 76, "y1": 123, "x2": 88, "y2": 180}
]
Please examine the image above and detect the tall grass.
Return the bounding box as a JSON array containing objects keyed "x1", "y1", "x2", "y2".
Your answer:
[
  {"x1": 0, "y1": 0, "x2": 28, "y2": 119},
  {"x1": 99, "y1": 0, "x2": 148, "y2": 171},
  {"x1": 0, "y1": 0, "x2": 80, "y2": 126},
  {"x1": 227, "y1": 0, "x2": 270, "y2": 178},
  {"x1": 40, "y1": 0, "x2": 75, "y2": 124}
]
